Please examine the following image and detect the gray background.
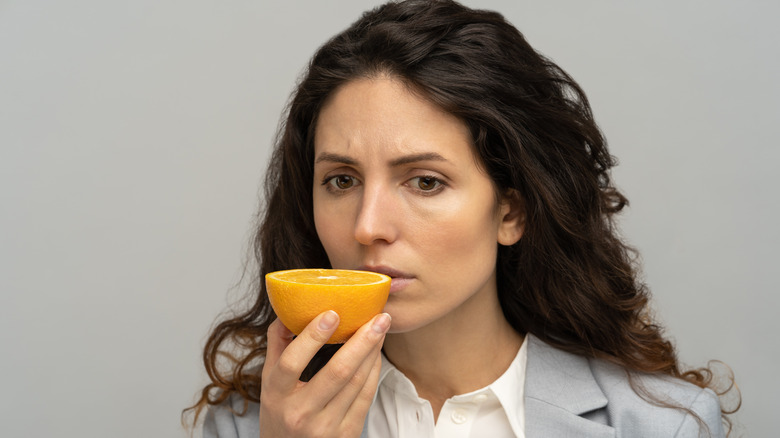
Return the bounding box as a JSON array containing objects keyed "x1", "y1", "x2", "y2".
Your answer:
[{"x1": 1, "y1": 1, "x2": 776, "y2": 437}]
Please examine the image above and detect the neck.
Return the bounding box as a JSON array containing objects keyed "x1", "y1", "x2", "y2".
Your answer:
[{"x1": 382, "y1": 285, "x2": 523, "y2": 418}]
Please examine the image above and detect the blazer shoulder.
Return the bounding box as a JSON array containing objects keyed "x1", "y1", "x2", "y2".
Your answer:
[
  {"x1": 588, "y1": 358, "x2": 724, "y2": 438},
  {"x1": 202, "y1": 393, "x2": 260, "y2": 438}
]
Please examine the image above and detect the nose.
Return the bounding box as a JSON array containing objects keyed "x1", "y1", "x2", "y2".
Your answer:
[{"x1": 353, "y1": 184, "x2": 398, "y2": 246}]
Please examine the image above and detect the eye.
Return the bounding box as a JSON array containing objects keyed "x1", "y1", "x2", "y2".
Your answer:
[
  {"x1": 410, "y1": 176, "x2": 443, "y2": 192},
  {"x1": 324, "y1": 175, "x2": 358, "y2": 190}
]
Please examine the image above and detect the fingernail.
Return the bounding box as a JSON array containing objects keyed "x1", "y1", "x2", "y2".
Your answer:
[
  {"x1": 372, "y1": 313, "x2": 391, "y2": 334},
  {"x1": 319, "y1": 310, "x2": 339, "y2": 331}
]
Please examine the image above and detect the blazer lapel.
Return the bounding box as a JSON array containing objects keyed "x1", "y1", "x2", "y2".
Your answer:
[{"x1": 524, "y1": 335, "x2": 615, "y2": 438}]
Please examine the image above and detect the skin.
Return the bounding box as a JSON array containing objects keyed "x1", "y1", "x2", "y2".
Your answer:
[
  {"x1": 260, "y1": 76, "x2": 525, "y2": 437},
  {"x1": 260, "y1": 312, "x2": 389, "y2": 438}
]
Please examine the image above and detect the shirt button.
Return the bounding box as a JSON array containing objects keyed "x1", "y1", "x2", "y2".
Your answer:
[
  {"x1": 473, "y1": 394, "x2": 488, "y2": 403},
  {"x1": 451, "y1": 409, "x2": 468, "y2": 424}
]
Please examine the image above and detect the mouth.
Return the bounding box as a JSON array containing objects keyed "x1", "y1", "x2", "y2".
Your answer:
[{"x1": 358, "y1": 265, "x2": 414, "y2": 294}]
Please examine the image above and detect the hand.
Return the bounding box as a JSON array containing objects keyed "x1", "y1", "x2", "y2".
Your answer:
[{"x1": 259, "y1": 310, "x2": 391, "y2": 438}]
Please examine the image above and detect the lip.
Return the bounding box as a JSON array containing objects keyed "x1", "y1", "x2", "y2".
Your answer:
[{"x1": 358, "y1": 265, "x2": 414, "y2": 294}]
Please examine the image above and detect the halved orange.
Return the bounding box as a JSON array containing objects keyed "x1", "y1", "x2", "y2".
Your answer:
[{"x1": 265, "y1": 269, "x2": 391, "y2": 343}]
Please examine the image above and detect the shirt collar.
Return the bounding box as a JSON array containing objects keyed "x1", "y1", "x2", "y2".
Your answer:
[
  {"x1": 377, "y1": 351, "x2": 396, "y2": 389},
  {"x1": 375, "y1": 338, "x2": 528, "y2": 436},
  {"x1": 487, "y1": 337, "x2": 528, "y2": 436},
  {"x1": 377, "y1": 353, "x2": 419, "y2": 401}
]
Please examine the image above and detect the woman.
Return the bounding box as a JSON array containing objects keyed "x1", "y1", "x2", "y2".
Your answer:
[{"x1": 187, "y1": 1, "x2": 738, "y2": 436}]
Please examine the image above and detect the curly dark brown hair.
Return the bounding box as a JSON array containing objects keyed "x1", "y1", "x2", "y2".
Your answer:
[{"x1": 185, "y1": 0, "x2": 740, "y2": 434}]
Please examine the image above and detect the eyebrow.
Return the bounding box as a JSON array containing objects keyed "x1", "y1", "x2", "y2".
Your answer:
[
  {"x1": 314, "y1": 153, "x2": 358, "y2": 165},
  {"x1": 389, "y1": 152, "x2": 449, "y2": 167},
  {"x1": 314, "y1": 152, "x2": 449, "y2": 167}
]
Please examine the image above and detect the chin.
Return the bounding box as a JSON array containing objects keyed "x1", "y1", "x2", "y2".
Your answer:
[{"x1": 381, "y1": 310, "x2": 432, "y2": 335}]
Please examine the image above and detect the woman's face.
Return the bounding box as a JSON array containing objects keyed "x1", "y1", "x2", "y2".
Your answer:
[{"x1": 312, "y1": 77, "x2": 523, "y2": 333}]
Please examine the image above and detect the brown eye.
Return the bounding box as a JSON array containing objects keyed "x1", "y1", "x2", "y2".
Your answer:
[
  {"x1": 413, "y1": 176, "x2": 442, "y2": 191},
  {"x1": 328, "y1": 175, "x2": 355, "y2": 190}
]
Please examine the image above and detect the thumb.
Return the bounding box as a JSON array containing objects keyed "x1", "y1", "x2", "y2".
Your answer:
[{"x1": 264, "y1": 318, "x2": 295, "y2": 373}]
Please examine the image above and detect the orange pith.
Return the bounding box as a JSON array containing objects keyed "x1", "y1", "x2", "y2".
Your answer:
[{"x1": 265, "y1": 269, "x2": 391, "y2": 344}]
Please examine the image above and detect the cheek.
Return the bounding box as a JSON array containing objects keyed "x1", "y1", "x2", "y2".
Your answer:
[
  {"x1": 411, "y1": 196, "x2": 500, "y2": 267},
  {"x1": 313, "y1": 201, "x2": 352, "y2": 263}
]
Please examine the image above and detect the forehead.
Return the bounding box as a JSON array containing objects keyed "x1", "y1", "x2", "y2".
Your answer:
[{"x1": 314, "y1": 77, "x2": 473, "y2": 157}]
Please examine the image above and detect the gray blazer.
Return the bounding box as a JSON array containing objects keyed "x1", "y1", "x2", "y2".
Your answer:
[{"x1": 203, "y1": 335, "x2": 724, "y2": 437}]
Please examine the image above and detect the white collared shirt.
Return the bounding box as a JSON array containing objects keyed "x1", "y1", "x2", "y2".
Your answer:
[{"x1": 366, "y1": 340, "x2": 528, "y2": 438}]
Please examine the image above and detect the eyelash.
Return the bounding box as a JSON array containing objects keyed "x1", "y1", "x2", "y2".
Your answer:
[
  {"x1": 322, "y1": 175, "x2": 360, "y2": 192},
  {"x1": 408, "y1": 175, "x2": 445, "y2": 195},
  {"x1": 321, "y1": 174, "x2": 447, "y2": 195}
]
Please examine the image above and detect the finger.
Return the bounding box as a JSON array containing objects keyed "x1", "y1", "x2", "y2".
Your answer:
[
  {"x1": 310, "y1": 313, "x2": 390, "y2": 400},
  {"x1": 273, "y1": 310, "x2": 340, "y2": 392},
  {"x1": 265, "y1": 318, "x2": 295, "y2": 370},
  {"x1": 322, "y1": 336, "x2": 384, "y2": 420},
  {"x1": 341, "y1": 348, "x2": 383, "y2": 435}
]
